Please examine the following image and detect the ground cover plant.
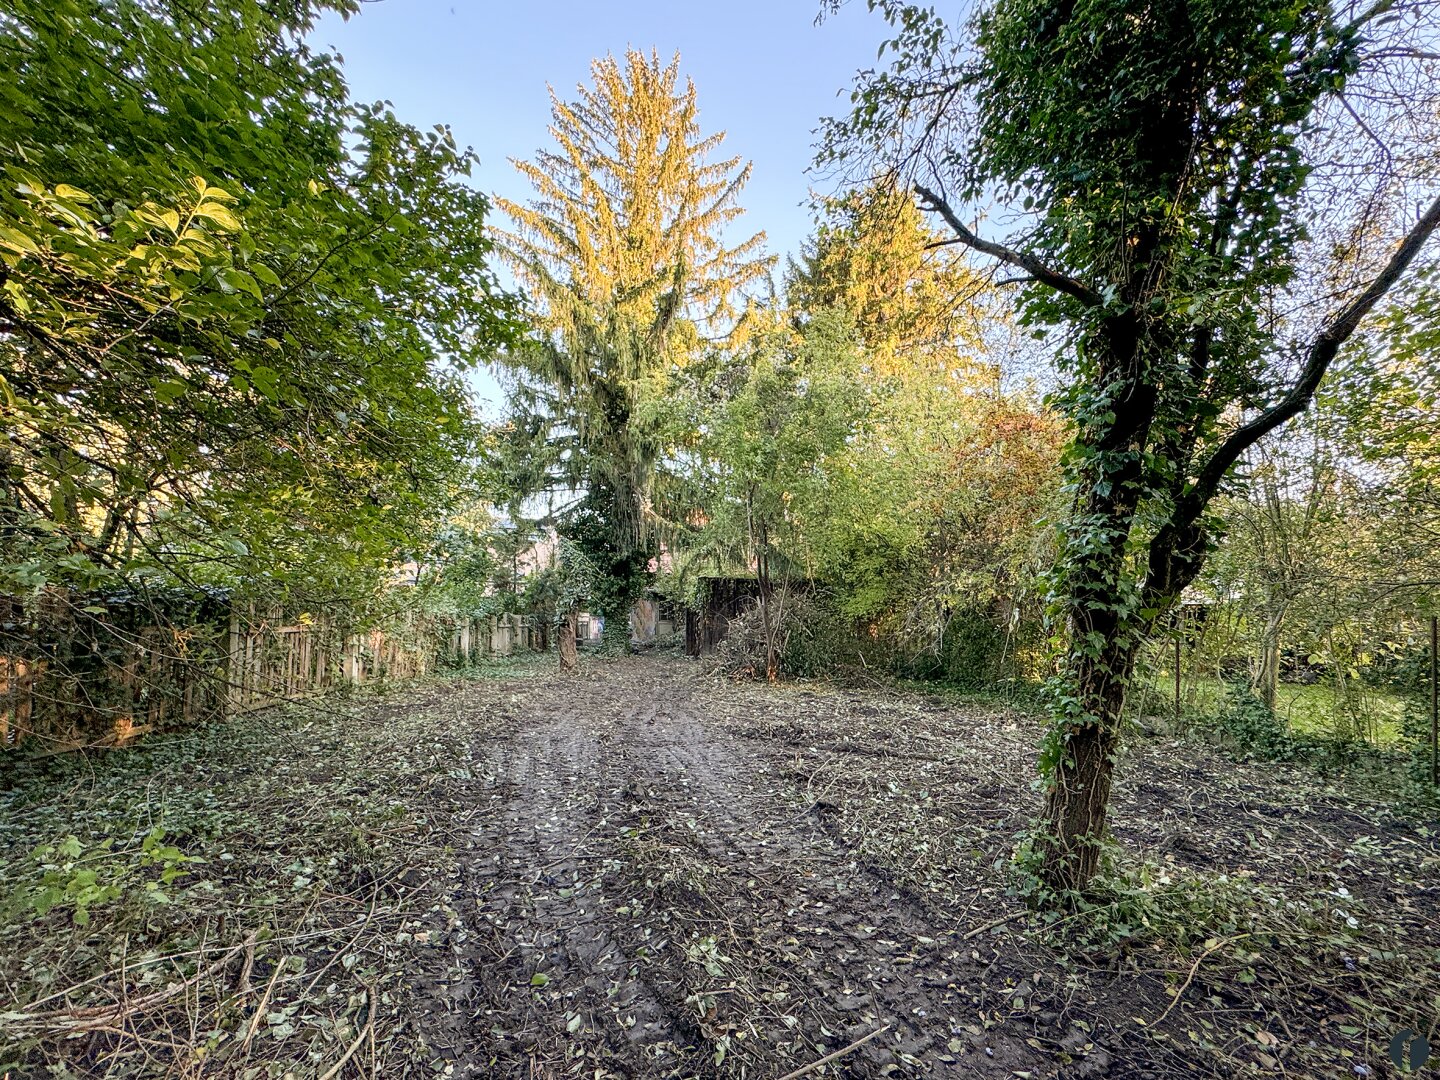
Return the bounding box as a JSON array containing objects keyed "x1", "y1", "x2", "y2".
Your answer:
[{"x1": 0, "y1": 658, "x2": 551, "y2": 1077}]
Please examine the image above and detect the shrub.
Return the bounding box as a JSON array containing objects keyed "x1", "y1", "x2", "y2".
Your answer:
[
  {"x1": 781, "y1": 592, "x2": 869, "y2": 677},
  {"x1": 1399, "y1": 696, "x2": 1440, "y2": 806},
  {"x1": 936, "y1": 607, "x2": 1009, "y2": 689},
  {"x1": 708, "y1": 589, "x2": 865, "y2": 680},
  {"x1": 1213, "y1": 681, "x2": 1298, "y2": 761}
]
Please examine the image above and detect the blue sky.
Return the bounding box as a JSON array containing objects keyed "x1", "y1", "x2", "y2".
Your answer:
[
  {"x1": 312, "y1": 1, "x2": 885, "y2": 260},
  {"x1": 309, "y1": 1, "x2": 892, "y2": 410}
]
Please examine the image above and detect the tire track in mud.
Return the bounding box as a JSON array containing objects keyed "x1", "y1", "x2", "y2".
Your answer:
[
  {"x1": 419, "y1": 662, "x2": 1059, "y2": 1078},
  {"x1": 443, "y1": 679, "x2": 710, "y2": 1078},
  {"x1": 597, "y1": 677, "x2": 1047, "y2": 1077}
]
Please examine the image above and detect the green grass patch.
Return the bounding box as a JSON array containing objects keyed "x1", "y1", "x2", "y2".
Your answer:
[{"x1": 1139, "y1": 671, "x2": 1407, "y2": 747}]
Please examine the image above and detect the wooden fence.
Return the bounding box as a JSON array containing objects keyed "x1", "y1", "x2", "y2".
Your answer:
[
  {"x1": 448, "y1": 613, "x2": 535, "y2": 667},
  {"x1": 227, "y1": 611, "x2": 535, "y2": 714},
  {"x1": 0, "y1": 593, "x2": 538, "y2": 751}
]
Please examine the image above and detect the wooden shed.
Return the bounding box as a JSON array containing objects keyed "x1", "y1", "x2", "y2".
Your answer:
[{"x1": 683, "y1": 576, "x2": 763, "y2": 656}]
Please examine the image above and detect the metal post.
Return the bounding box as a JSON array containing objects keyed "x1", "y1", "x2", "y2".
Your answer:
[{"x1": 1430, "y1": 615, "x2": 1437, "y2": 787}]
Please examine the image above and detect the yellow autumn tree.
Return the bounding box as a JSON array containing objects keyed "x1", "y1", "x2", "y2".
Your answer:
[
  {"x1": 787, "y1": 183, "x2": 991, "y2": 380},
  {"x1": 495, "y1": 50, "x2": 771, "y2": 567}
]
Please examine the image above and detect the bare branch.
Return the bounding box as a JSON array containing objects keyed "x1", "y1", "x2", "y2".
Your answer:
[
  {"x1": 1191, "y1": 190, "x2": 1440, "y2": 506},
  {"x1": 913, "y1": 183, "x2": 1102, "y2": 307}
]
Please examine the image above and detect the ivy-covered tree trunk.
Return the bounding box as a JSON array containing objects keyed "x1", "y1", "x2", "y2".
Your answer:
[
  {"x1": 1040, "y1": 326, "x2": 1156, "y2": 892},
  {"x1": 1044, "y1": 611, "x2": 1154, "y2": 889},
  {"x1": 1042, "y1": 669, "x2": 1123, "y2": 891}
]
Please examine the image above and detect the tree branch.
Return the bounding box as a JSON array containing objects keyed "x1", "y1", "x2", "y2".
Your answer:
[
  {"x1": 1189, "y1": 191, "x2": 1440, "y2": 507},
  {"x1": 914, "y1": 183, "x2": 1102, "y2": 307},
  {"x1": 1139, "y1": 191, "x2": 1440, "y2": 614}
]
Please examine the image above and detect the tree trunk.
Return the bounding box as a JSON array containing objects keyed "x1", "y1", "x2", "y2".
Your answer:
[
  {"x1": 558, "y1": 608, "x2": 578, "y2": 674},
  {"x1": 1037, "y1": 314, "x2": 1157, "y2": 895},
  {"x1": 758, "y1": 547, "x2": 777, "y2": 682},
  {"x1": 1254, "y1": 611, "x2": 1282, "y2": 712},
  {"x1": 748, "y1": 492, "x2": 779, "y2": 681},
  {"x1": 1040, "y1": 639, "x2": 1135, "y2": 893}
]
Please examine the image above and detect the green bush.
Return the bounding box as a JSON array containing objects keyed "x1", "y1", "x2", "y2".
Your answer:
[
  {"x1": 1214, "y1": 681, "x2": 1298, "y2": 761},
  {"x1": 936, "y1": 607, "x2": 1009, "y2": 689},
  {"x1": 1399, "y1": 696, "x2": 1440, "y2": 804},
  {"x1": 779, "y1": 592, "x2": 863, "y2": 677},
  {"x1": 1370, "y1": 639, "x2": 1432, "y2": 695}
]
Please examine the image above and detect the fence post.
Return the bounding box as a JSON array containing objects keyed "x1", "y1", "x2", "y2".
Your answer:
[
  {"x1": 316, "y1": 617, "x2": 329, "y2": 688},
  {"x1": 226, "y1": 606, "x2": 243, "y2": 716},
  {"x1": 1174, "y1": 634, "x2": 1182, "y2": 728},
  {"x1": 244, "y1": 610, "x2": 258, "y2": 709}
]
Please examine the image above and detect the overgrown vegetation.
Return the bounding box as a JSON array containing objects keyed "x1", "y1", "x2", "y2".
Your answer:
[
  {"x1": 0, "y1": 0, "x2": 517, "y2": 607},
  {"x1": 4, "y1": 0, "x2": 1440, "y2": 1075}
]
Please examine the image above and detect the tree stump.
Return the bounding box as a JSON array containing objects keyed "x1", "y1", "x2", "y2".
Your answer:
[{"x1": 559, "y1": 609, "x2": 579, "y2": 674}]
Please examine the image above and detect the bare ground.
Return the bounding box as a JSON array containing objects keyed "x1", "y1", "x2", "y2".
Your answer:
[
  {"x1": 3, "y1": 653, "x2": 1437, "y2": 1079},
  {"x1": 405, "y1": 656, "x2": 1440, "y2": 1079}
]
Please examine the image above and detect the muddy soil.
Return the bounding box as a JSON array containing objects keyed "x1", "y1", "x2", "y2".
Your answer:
[{"x1": 403, "y1": 656, "x2": 1440, "y2": 1080}]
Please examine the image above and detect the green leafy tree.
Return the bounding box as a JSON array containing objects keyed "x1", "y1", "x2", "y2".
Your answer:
[
  {"x1": 778, "y1": 200, "x2": 1062, "y2": 676},
  {"x1": 1335, "y1": 267, "x2": 1440, "y2": 510},
  {"x1": 825, "y1": 0, "x2": 1440, "y2": 891},
  {"x1": 687, "y1": 311, "x2": 867, "y2": 677},
  {"x1": 787, "y1": 182, "x2": 990, "y2": 379},
  {"x1": 412, "y1": 490, "x2": 500, "y2": 618},
  {"x1": 534, "y1": 536, "x2": 597, "y2": 673},
  {"x1": 1203, "y1": 430, "x2": 1357, "y2": 713},
  {"x1": 0, "y1": 0, "x2": 516, "y2": 598},
  {"x1": 808, "y1": 376, "x2": 1064, "y2": 674}
]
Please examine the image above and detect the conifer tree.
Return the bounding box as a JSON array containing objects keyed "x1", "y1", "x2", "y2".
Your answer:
[
  {"x1": 495, "y1": 50, "x2": 770, "y2": 612},
  {"x1": 787, "y1": 184, "x2": 988, "y2": 379}
]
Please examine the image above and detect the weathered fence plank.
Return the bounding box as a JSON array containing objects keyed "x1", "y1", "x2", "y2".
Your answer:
[{"x1": 0, "y1": 592, "x2": 537, "y2": 750}]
